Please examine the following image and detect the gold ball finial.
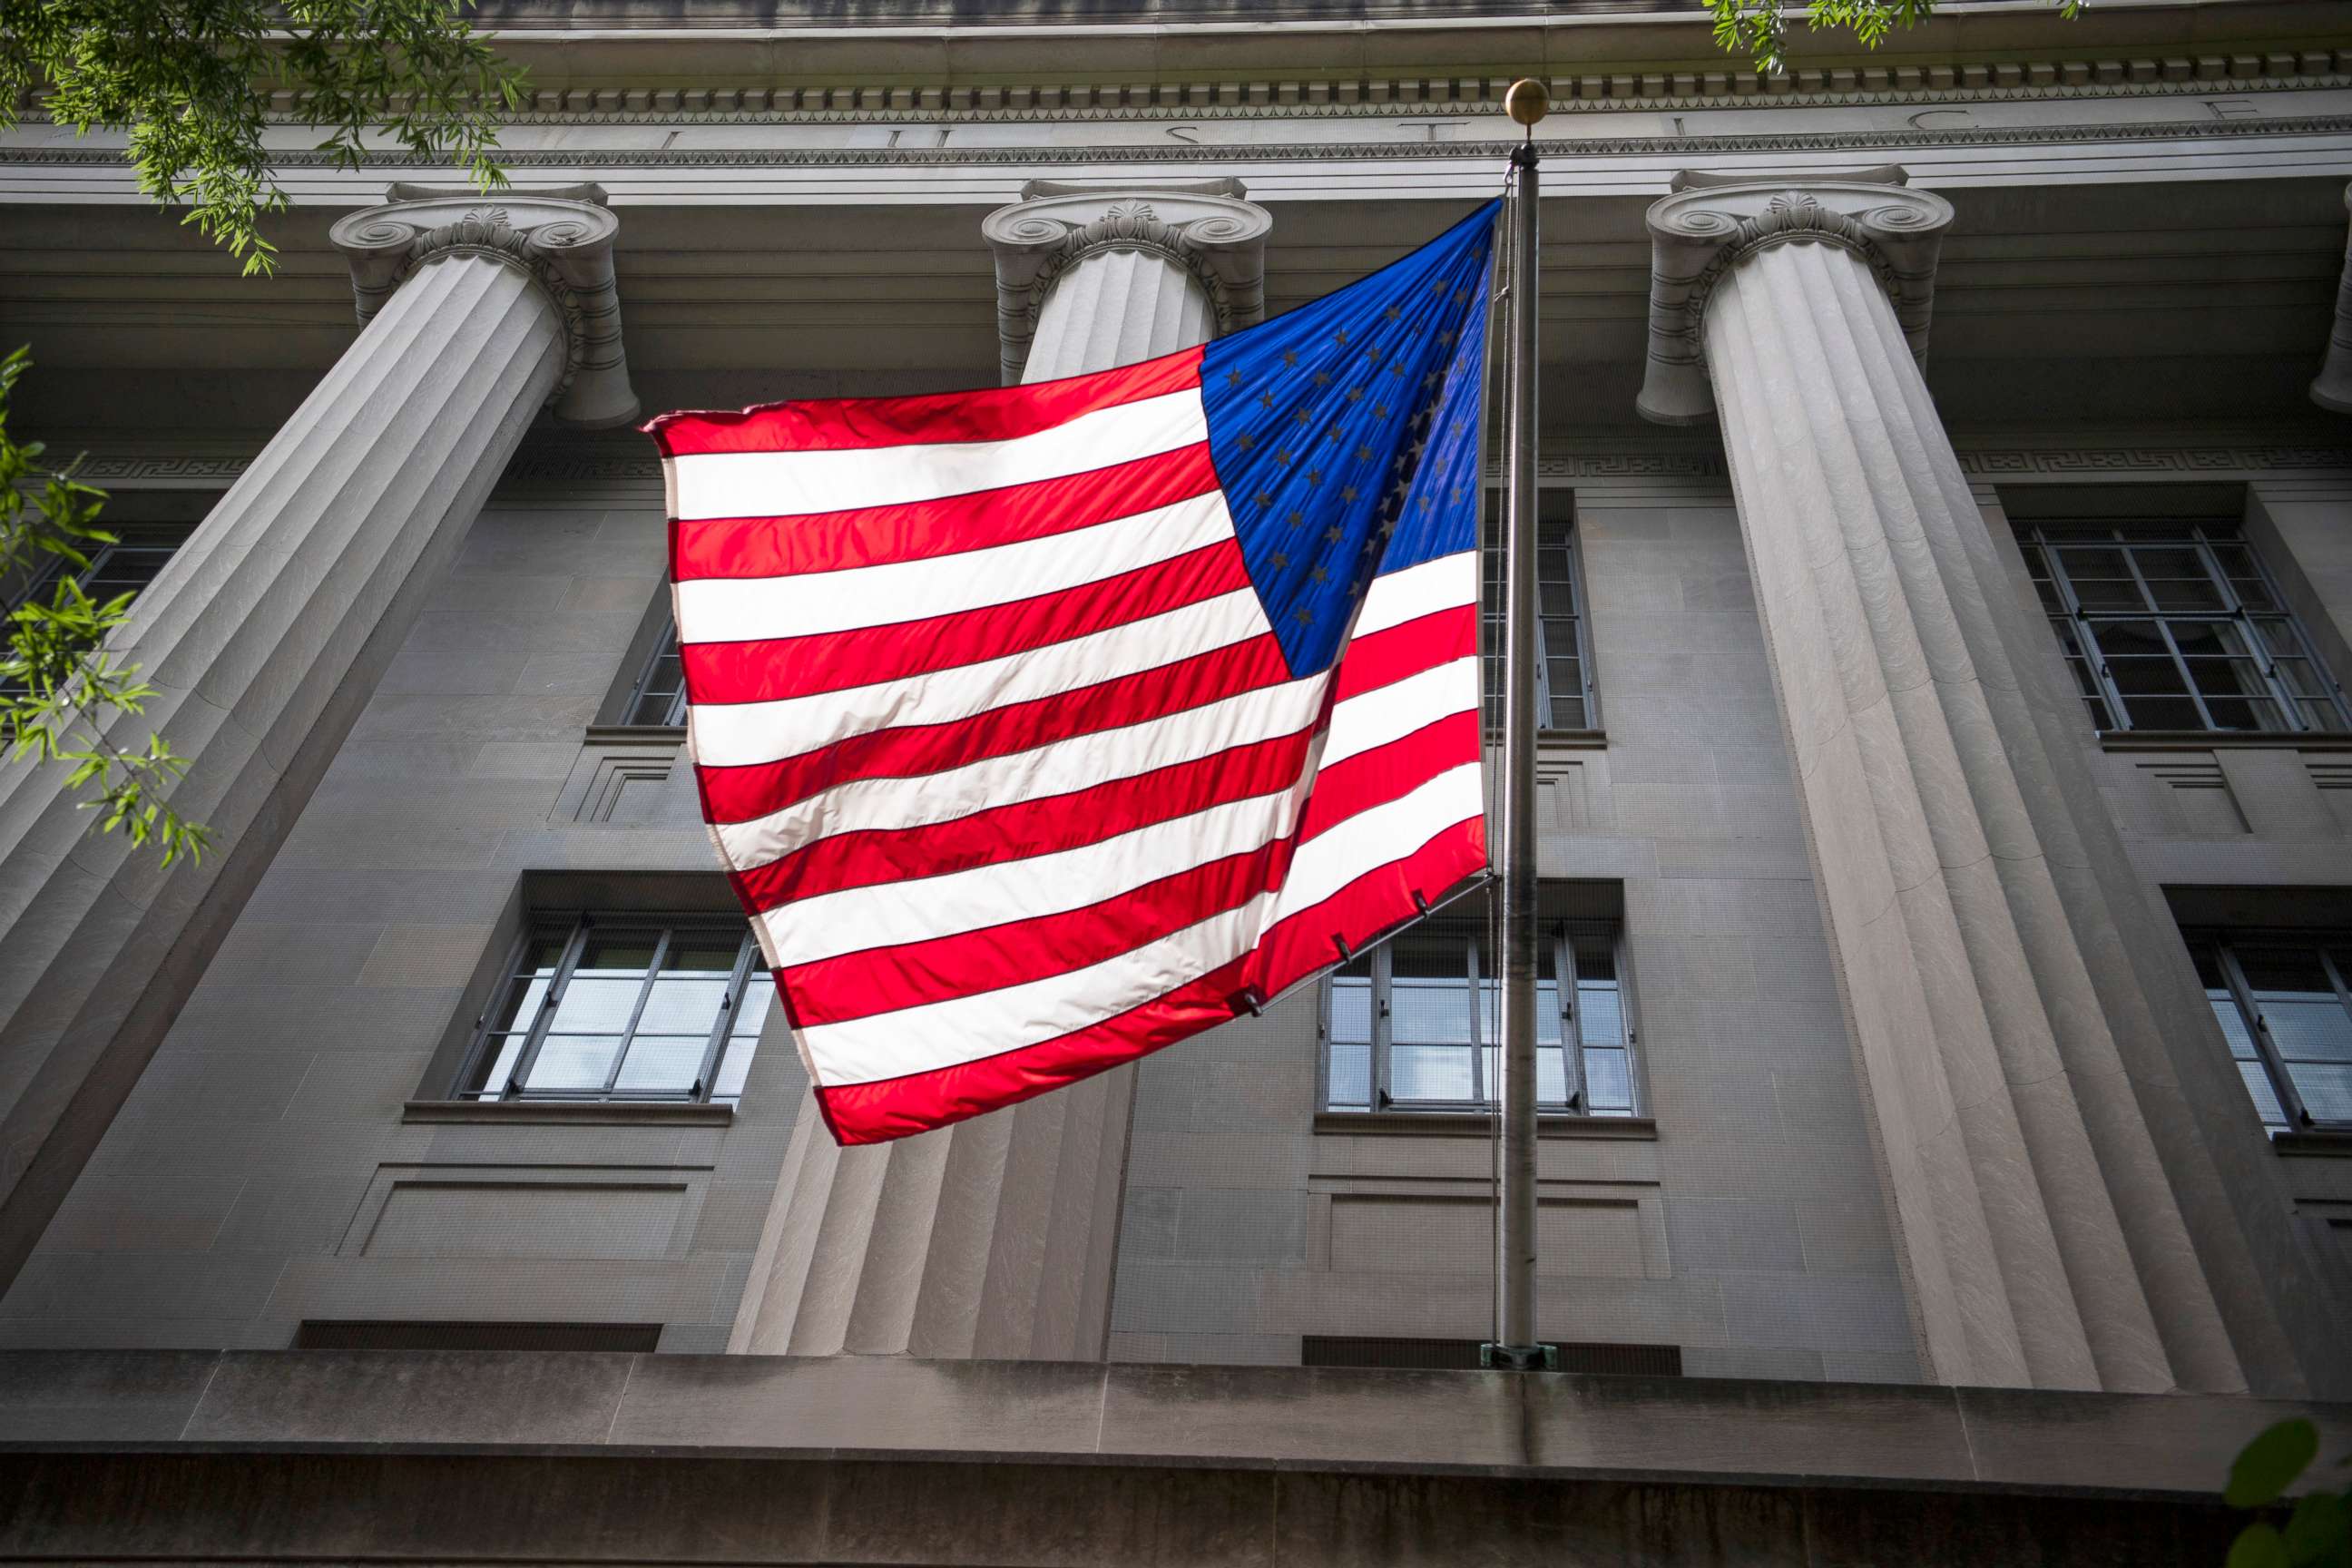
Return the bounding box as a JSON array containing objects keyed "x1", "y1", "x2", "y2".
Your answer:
[{"x1": 1504, "y1": 78, "x2": 1549, "y2": 128}]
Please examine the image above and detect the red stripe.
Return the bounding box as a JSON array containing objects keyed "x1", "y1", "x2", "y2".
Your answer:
[
  {"x1": 806, "y1": 820, "x2": 1485, "y2": 1145},
  {"x1": 695, "y1": 634, "x2": 1297, "y2": 825},
  {"x1": 1295, "y1": 711, "x2": 1480, "y2": 844},
  {"x1": 782, "y1": 840, "x2": 1295, "y2": 1027},
  {"x1": 671, "y1": 443, "x2": 1222, "y2": 581},
  {"x1": 1330, "y1": 603, "x2": 1478, "y2": 703},
  {"x1": 1243, "y1": 815, "x2": 1488, "y2": 1007},
  {"x1": 647, "y1": 347, "x2": 1204, "y2": 458},
  {"x1": 733, "y1": 725, "x2": 1318, "y2": 912},
  {"x1": 682, "y1": 541, "x2": 1250, "y2": 706}
]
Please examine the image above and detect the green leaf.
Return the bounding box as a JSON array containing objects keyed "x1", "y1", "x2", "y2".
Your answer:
[
  {"x1": 2281, "y1": 1492, "x2": 2347, "y2": 1565},
  {"x1": 2231, "y1": 1422, "x2": 2322, "y2": 1509},
  {"x1": 2232, "y1": 1523, "x2": 2290, "y2": 1568}
]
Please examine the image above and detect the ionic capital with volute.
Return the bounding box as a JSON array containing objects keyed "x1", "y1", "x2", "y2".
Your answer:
[
  {"x1": 982, "y1": 179, "x2": 1272, "y2": 384},
  {"x1": 1636, "y1": 171, "x2": 1954, "y2": 425},
  {"x1": 329, "y1": 181, "x2": 639, "y2": 427}
]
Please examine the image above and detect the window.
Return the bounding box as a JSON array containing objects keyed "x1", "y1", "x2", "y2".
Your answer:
[
  {"x1": 2014, "y1": 519, "x2": 2348, "y2": 735},
  {"x1": 1479, "y1": 494, "x2": 1592, "y2": 731},
  {"x1": 456, "y1": 916, "x2": 769, "y2": 1104},
  {"x1": 1320, "y1": 918, "x2": 1635, "y2": 1115},
  {"x1": 620, "y1": 620, "x2": 688, "y2": 727},
  {"x1": 9, "y1": 522, "x2": 188, "y2": 611},
  {"x1": 2190, "y1": 934, "x2": 2352, "y2": 1133}
]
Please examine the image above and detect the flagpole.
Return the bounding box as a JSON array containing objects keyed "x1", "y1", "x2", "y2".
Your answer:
[{"x1": 1489, "y1": 78, "x2": 1550, "y2": 1374}]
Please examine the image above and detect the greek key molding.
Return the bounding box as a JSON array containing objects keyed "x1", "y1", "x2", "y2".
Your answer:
[{"x1": 328, "y1": 184, "x2": 639, "y2": 428}]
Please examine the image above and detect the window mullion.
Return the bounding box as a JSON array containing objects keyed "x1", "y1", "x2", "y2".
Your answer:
[
  {"x1": 603, "y1": 926, "x2": 671, "y2": 1098},
  {"x1": 2218, "y1": 943, "x2": 2313, "y2": 1132},
  {"x1": 691, "y1": 933, "x2": 757, "y2": 1103},
  {"x1": 1465, "y1": 930, "x2": 1485, "y2": 1107},
  {"x1": 1566, "y1": 519, "x2": 1598, "y2": 728},
  {"x1": 2151, "y1": 617, "x2": 2222, "y2": 733},
  {"x1": 1557, "y1": 926, "x2": 1583, "y2": 1113},
  {"x1": 1372, "y1": 944, "x2": 1394, "y2": 1111},
  {"x1": 508, "y1": 918, "x2": 591, "y2": 1101}
]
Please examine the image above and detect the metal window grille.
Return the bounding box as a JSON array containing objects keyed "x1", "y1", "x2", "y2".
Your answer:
[
  {"x1": 2014, "y1": 519, "x2": 2350, "y2": 735},
  {"x1": 11, "y1": 523, "x2": 190, "y2": 611},
  {"x1": 456, "y1": 915, "x2": 769, "y2": 1105},
  {"x1": 2188, "y1": 931, "x2": 2352, "y2": 1133},
  {"x1": 1480, "y1": 493, "x2": 1593, "y2": 732},
  {"x1": 621, "y1": 620, "x2": 690, "y2": 727},
  {"x1": 1318, "y1": 916, "x2": 1637, "y2": 1116}
]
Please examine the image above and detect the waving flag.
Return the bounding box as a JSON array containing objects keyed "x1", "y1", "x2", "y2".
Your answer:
[{"x1": 646, "y1": 201, "x2": 1498, "y2": 1145}]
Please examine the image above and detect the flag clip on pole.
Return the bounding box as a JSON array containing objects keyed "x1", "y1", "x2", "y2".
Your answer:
[{"x1": 1482, "y1": 77, "x2": 1556, "y2": 1377}]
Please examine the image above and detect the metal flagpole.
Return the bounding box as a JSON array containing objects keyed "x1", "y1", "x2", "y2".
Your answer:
[{"x1": 1486, "y1": 77, "x2": 1550, "y2": 1374}]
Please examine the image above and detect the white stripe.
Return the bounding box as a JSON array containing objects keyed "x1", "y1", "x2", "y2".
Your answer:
[
  {"x1": 768, "y1": 784, "x2": 1304, "y2": 968},
  {"x1": 797, "y1": 764, "x2": 1485, "y2": 1086},
  {"x1": 1276, "y1": 761, "x2": 1484, "y2": 921},
  {"x1": 799, "y1": 898, "x2": 1264, "y2": 1088},
  {"x1": 669, "y1": 388, "x2": 1207, "y2": 521},
  {"x1": 675, "y1": 491, "x2": 1235, "y2": 645},
  {"x1": 1355, "y1": 550, "x2": 1477, "y2": 638},
  {"x1": 687, "y1": 588, "x2": 1271, "y2": 769},
  {"x1": 1322, "y1": 657, "x2": 1480, "y2": 769},
  {"x1": 715, "y1": 671, "x2": 1333, "y2": 872}
]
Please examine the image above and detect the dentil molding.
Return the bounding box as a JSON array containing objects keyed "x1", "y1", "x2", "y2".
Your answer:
[
  {"x1": 1637, "y1": 172, "x2": 1955, "y2": 426},
  {"x1": 328, "y1": 182, "x2": 639, "y2": 427},
  {"x1": 982, "y1": 180, "x2": 1271, "y2": 384}
]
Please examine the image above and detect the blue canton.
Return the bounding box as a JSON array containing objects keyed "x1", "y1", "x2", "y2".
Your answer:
[{"x1": 1200, "y1": 201, "x2": 1498, "y2": 678}]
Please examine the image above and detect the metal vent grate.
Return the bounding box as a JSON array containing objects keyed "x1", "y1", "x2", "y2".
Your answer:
[
  {"x1": 1300, "y1": 1336, "x2": 1681, "y2": 1376},
  {"x1": 293, "y1": 1320, "x2": 662, "y2": 1352}
]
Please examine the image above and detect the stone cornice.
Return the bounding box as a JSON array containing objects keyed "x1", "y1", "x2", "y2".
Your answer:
[
  {"x1": 328, "y1": 185, "x2": 638, "y2": 427},
  {"x1": 8, "y1": 112, "x2": 2347, "y2": 178},
  {"x1": 12, "y1": 48, "x2": 2349, "y2": 123}
]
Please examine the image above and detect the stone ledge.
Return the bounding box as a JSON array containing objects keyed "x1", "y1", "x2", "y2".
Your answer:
[
  {"x1": 1312, "y1": 1112, "x2": 1658, "y2": 1140},
  {"x1": 0, "y1": 1350, "x2": 2342, "y2": 1504},
  {"x1": 400, "y1": 1099, "x2": 734, "y2": 1125}
]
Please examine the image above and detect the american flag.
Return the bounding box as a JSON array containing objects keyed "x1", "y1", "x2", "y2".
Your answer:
[{"x1": 645, "y1": 202, "x2": 1498, "y2": 1144}]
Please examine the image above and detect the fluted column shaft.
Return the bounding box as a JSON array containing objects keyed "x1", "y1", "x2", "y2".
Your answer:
[
  {"x1": 2311, "y1": 183, "x2": 2352, "y2": 414},
  {"x1": 0, "y1": 192, "x2": 621, "y2": 1291},
  {"x1": 1651, "y1": 180, "x2": 2256, "y2": 1394},
  {"x1": 729, "y1": 185, "x2": 1270, "y2": 1359}
]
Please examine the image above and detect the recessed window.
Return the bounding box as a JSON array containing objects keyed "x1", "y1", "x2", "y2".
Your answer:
[
  {"x1": 2014, "y1": 518, "x2": 2348, "y2": 735},
  {"x1": 456, "y1": 916, "x2": 769, "y2": 1105},
  {"x1": 2190, "y1": 933, "x2": 2352, "y2": 1133},
  {"x1": 1479, "y1": 493, "x2": 1592, "y2": 732},
  {"x1": 11, "y1": 522, "x2": 190, "y2": 610},
  {"x1": 620, "y1": 620, "x2": 688, "y2": 727},
  {"x1": 1320, "y1": 917, "x2": 1636, "y2": 1116}
]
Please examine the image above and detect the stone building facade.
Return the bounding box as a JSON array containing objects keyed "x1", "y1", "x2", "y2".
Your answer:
[{"x1": 1, "y1": 1, "x2": 2350, "y2": 1561}]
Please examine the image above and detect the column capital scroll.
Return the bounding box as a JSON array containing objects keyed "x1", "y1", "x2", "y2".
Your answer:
[
  {"x1": 329, "y1": 182, "x2": 638, "y2": 428},
  {"x1": 982, "y1": 181, "x2": 1271, "y2": 384},
  {"x1": 1637, "y1": 175, "x2": 1954, "y2": 426}
]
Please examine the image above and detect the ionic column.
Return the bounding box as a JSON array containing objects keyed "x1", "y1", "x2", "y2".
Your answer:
[
  {"x1": 0, "y1": 187, "x2": 635, "y2": 1289},
  {"x1": 1639, "y1": 176, "x2": 2260, "y2": 1393},
  {"x1": 2311, "y1": 182, "x2": 2352, "y2": 414},
  {"x1": 728, "y1": 183, "x2": 1269, "y2": 1359}
]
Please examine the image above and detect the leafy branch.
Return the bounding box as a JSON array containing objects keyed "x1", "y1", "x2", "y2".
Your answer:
[
  {"x1": 1707, "y1": 0, "x2": 2086, "y2": 77},
  {"x1": 0, "y1": 0, "x2": 528, "y2": 275},
  {"x1": 0, "y1": 348, "x2": 208, "y2": 866},
  {"x1": 2227, "y1": 1419, "x2": 2350, "y2": 1568}
]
